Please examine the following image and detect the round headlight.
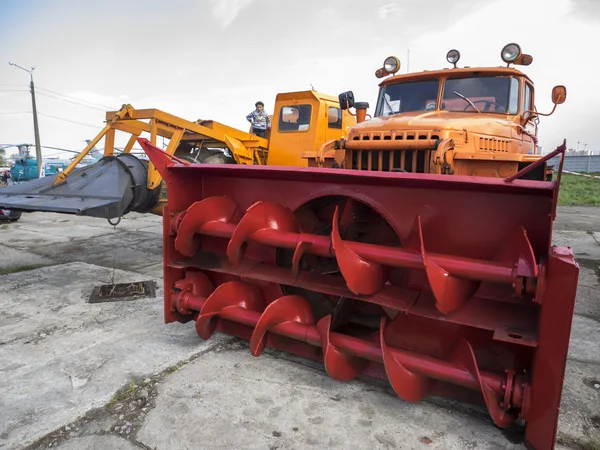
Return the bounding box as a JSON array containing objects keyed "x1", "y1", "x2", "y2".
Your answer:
[
  {"x1": 501, "y1": 43, "x2": 521, "y2": 63},
  {"x1": 446, "y1": 49, "x2": 460, "y2": 65},
  {"x1": 383, "y1": 56, "x2": 400, "y2": 74}
]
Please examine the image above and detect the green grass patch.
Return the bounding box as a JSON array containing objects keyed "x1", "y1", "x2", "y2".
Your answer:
[
  {"x1": 107, "y1": 381, "x2": 140, "y2": 406},
  {"x1": 0, "y1": 264, "x2": 46, "y2": 275},
  {"x1": 557, "y1": 172, "x2": 600, "y2": 206}
]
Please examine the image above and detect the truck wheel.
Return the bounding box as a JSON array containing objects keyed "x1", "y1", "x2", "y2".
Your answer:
[
  {"x1": 175, "y1": 147, "x2": 235, "y2": 165},
  {"x1": 158, "y1": 148, "x2": 235, "y2": 202}
]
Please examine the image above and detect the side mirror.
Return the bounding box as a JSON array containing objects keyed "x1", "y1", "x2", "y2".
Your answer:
[
  {"x1": 338, "y1": 91, "x2": 355, "y2": 110},
  {"x1": 552, "y1": 85, "x2": 566, "y2": 104}
]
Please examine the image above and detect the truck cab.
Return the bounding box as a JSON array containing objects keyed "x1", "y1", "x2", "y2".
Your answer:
[
  {"x1": 308, "y1": 44, "x2": 566, "y2": 180},
  {"x1": 265, "y1": 90, "x2": 356, "y2": 167}
]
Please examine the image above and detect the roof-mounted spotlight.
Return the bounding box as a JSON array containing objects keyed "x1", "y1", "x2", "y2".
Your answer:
[
  {"x1": 446, "y1": 49, "x2": 460, "y2": 68},
  {"x1": 501, "y1": 43, "x2": 522, "y2": 66},
  {"x1": 375, "y1": 56, "x2": 401, "y2": 79},
  {"x1": 519, "y1": 54, "x2": 533, "y2": 66},
  {"x1": 384, "y1": 56, "x2": 400, "y2": 74}
]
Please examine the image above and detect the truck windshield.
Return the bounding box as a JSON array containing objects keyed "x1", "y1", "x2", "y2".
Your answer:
[
  {"x1": 442, "y1": 76, "x2": 517, "y2": 114},
  {"x1": 376, "y1": 80, "x2": 439, "y2": 116}
]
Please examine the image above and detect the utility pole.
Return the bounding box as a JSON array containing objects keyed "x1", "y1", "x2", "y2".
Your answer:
[{"x1": 9, "y1": 62, "x2": 42, "y2": 177}]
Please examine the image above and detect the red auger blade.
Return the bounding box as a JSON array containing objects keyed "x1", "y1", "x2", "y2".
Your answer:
[
  {"x1": 449, "y1": 339, "x2": 516, "y2": 428},
  {"x1": 406, "y1": 215, "x2": 479, "y2": 314},
  {"x1": 424, "y1": 256, "x2": 480, "y2": 315},
  {"x1": 196, "y1": 281, "x2": 264, "y2": 339},
  {"x1": 316, "y1": 315, "x2": 367, "y2": 381},
  {"x1": 291, "y1": 240, "x2": 310, "y2": 279},
  {"x1": 172, "y1": 271, "x2": 214, "y2": 315},
  {"x1": 250, "y1": 295, "x2": 314, "y2": 357},
  {"x1": 404, "y1": 215, "x2": 426, "y2": 257},
  {"x1": 494, "y1": 226, "x2": 538, "y2": 278},
  {"x1": 227, "y1": 201, "x2": 300, "y2": 267},
  {"x1": 331, "y1": 206, "x2": 384, "y2": 295},
  {"x1": 379, "y1": 318, "x2": 437, "y2": 402},
  {"x1": 175, "y1": 197, "x2": 239, "y2": 257}
]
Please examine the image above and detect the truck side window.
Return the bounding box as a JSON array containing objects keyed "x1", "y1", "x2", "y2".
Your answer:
[
  {"x1": 508, "y1": 77, "x2": 519, "y2": 114},
  {"x1": 328, "y1": 107, "x2": 342, "y2": 129},
  {"x1": 279, "y1": 105, "x2": 312, "y2": 132},
  {"x1": 523, "y1": 83, "x2": 533, "y2": 121}
]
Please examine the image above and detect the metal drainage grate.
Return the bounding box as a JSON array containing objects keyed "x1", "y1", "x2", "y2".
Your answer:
[{"x1": 89, "y1": 280, "x2": 157, "y2": 303}]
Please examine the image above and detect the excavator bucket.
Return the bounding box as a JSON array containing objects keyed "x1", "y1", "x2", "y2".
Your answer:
[{"x1": 139, "y1": 137, "x2": 578, "y2": 450}]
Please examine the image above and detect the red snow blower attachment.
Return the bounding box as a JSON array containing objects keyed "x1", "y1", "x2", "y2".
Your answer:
[{"x1": 140, "y1": 138, "x2": 578, "y2": 450}]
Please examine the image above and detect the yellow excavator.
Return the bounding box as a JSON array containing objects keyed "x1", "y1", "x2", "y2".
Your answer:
[{"x1": 0, "y1": 89, "x2": 355, "y2": 220}]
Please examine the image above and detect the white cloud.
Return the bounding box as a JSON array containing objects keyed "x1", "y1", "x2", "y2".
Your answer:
[
  {"x1": 209, "y1": 0, "x2": 254, "y2": 29},
  {"x1": 377, "y1": 2, "x2": 405, "y2": 20}
]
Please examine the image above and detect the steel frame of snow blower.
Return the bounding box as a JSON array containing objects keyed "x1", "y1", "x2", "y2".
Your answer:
[{"x1": 140, "y1": 138, "x2": 578, "y2": 450}]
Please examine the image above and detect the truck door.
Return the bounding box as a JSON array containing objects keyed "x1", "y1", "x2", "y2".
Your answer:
[
  {"x1": 522, "y1": 82, "x2": 537, "y2": 151},
  {"x1": 325, "y1": 104, "x2": 344, "y2": 142}
]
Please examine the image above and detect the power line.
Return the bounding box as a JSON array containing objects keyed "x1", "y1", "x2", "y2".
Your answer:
[
  {"x1": 0, "y1": 111, "x2": 32, "y2": 114},
  {"x1": 37, "y1": 86, "x2": 117, "y2": 110},
  {"x1": 40, "y1": 145, "x2": 81, "y2": 154},
  {"x1": 36, "y1": 91, "x2": 110, "y2": 111},
  {"x1": 37, "y1": 112, "x2": 104, "y2": 129}
]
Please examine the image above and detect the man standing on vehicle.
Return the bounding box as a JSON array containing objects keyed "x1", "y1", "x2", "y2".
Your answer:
[{"x1": 246, "y1": 101, "x2": 271, "y2": 138}]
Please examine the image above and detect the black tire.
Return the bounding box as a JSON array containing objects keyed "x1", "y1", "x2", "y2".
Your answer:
[
  {"x1": 0, "y1": 210, "x2": 21, "y2": 222},
  {"x1": 176, "y1": 147, "x2": 235, "y2": 165}
]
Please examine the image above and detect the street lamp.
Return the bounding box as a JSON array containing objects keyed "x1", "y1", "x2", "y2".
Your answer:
[{"x1": 8, "y1": 61, "x2": 42, "y2": 177}]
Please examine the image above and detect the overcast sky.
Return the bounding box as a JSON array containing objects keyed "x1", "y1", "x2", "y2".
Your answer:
[{"x1": 1, "y1": 0, "x2": 598, "y2": 159}]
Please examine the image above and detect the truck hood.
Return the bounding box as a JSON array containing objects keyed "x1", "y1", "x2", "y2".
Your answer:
[{"x1": 352, "y1": 111, "x2": 516, "y2": 134}]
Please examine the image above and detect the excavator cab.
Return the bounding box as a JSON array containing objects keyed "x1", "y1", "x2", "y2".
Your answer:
[{"x1": 265, "y1": 90, "x2": 355, "y2": 167}]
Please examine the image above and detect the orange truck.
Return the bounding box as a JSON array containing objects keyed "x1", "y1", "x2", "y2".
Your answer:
[{"x1": 306, "y1": 43, "x2": 566, "y2": 182}]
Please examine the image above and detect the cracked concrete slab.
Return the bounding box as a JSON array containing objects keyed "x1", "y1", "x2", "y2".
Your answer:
[
  {"x1": 29, "y1": 232, "x2": 163, "y2": 274},
  {"x1": 2, "y1": 212, "x2": 163, "y2": 277},
  {"x1": 53, "y1": 435, "x2": 139, "y2": 450},
  {"x1": 136, "y1": 345, "x2": 524, "y2": 450},
  {"x1": 554, "y1": 206, "x2": 600, "y2": 232},
  {"x1": 2, "y1": 223, "x2": 115, "y2": 247},
  {"x1": 557, "y1": 360, "x2": 600, "y2": 449},
  {"x1": 568, "y1": 315, "x2": 600, "y2": 366},
  {"x1": 0, "y1": 247, "x2": 55, "y2": 272},
  {"x1": 0, "y1": 262, "x2": 228, "y2": 449}
]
